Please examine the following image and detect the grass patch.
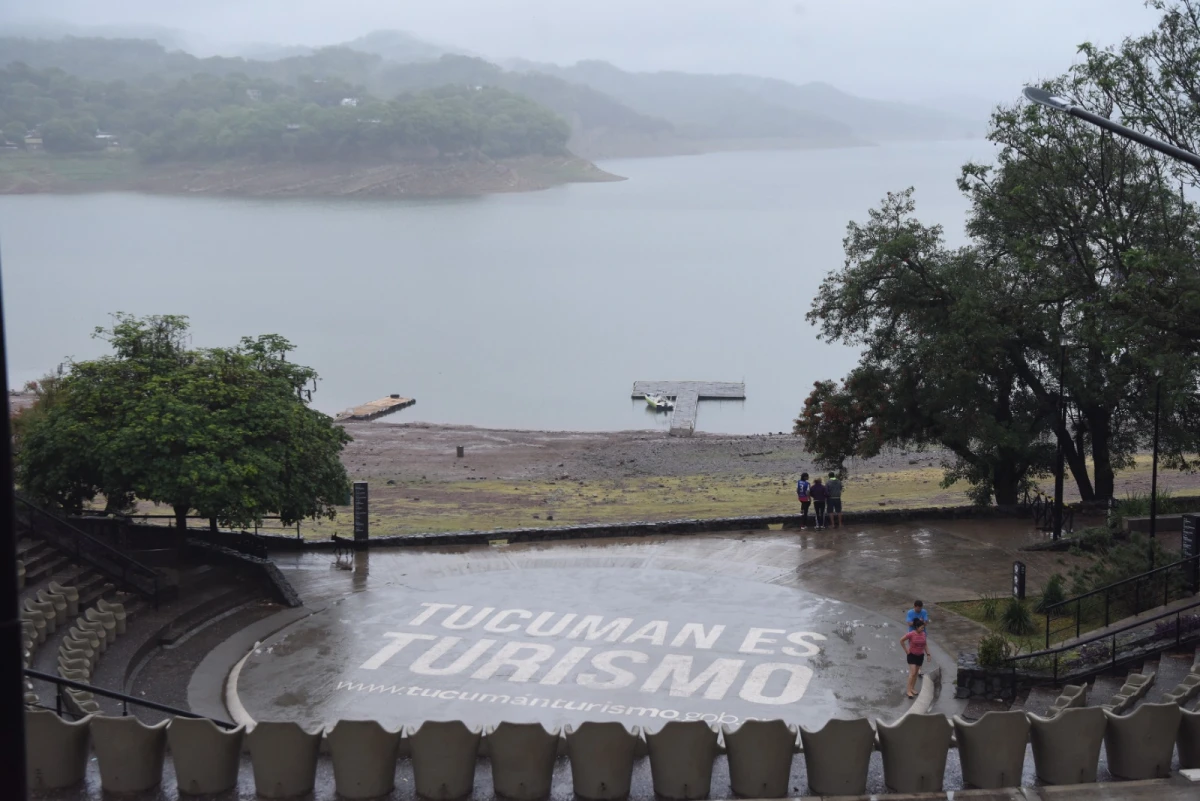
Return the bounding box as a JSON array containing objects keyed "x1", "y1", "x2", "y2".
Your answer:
[
  {"x1": 290, "y1": 466, "x2": 973, "y2": 539},
  {"x1": 0, "y1": 151, "x2": 139, "y2": 184}
]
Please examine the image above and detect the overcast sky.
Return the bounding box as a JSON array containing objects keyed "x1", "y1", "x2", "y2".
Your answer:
[{"x1": 2, "y1": 0, "x2": 1163, "y2": 107}]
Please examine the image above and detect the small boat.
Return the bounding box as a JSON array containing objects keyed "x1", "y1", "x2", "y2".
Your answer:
[{"x1": 644, "y1": 393, "x2": 675, "y2": 411}]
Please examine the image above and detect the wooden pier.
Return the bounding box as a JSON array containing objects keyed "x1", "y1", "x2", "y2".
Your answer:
[
  {"x1": 336, "y1": 395, "x2": 416, "y2": 422},
  {"x1": 632, "y1": 381, "x2": 745, "y2": 437}
]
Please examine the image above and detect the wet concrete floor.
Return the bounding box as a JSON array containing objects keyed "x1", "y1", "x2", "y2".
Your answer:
[{"x1": 238, "y1": 520, "x2": 1081, "y2": 727}]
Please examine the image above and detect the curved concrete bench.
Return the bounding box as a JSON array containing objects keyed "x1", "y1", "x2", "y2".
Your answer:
[
  {"x1": 17, "y1": 558, "x2": 24, "y2": 589},
  {"x1": 58, "y1": 668, "x2": 90, "y2": 683},
  {"x1": 1029, "y1": 706, "x2": 1106, "y2": 785},
  {"x1": 84, "y1": 607, "x2": 118, "y2": 641},
  {"x1": 1048, "y1": 684, "x2": 1087, "y2": 716},
  {"x1": 646, "y1": 720, "x2": 718, "y2": 801},
  {"x1": 953, "y1": 710, "x2": 1029, "y2": 789},
  {"x1": 1166, "y1": 674, "x2": 1200, "y2": 705},
  {"x1": 247, "y1": 721, "x2": 323, "y2": 799},
  {"x1": 408, "y1": 720, "x2": 482, "y2": 801},
  {"x1": 49, "y1": 581, "x2": 80, "y2": 615},
  {"x1": 487, "y1": 721, "x2": 560, "y2": 801},
  {"x1": 799, "y1": 717, "x2": 875, "y2": 796},
  {"x1": 168, "y1": 717, "x2": 245, "y2": 796},
  {"x1": 1104, "y1": 702, "x2": 1182, "y2": 780},
  {"x1": 26, "y1": 599, "x2": 57, "y2": 633},
  {"x1": 25, "y1": 710, "x2": 91, "y2": 791},
  {"x1": 1179, "y1": 706, "x2": 1200, "y2": 769},
  {"x1": 22, "y1": 610, "x2": 46, "y2": 643},
  {"x1": 91, "y1": 715, "x2": 169, "y2": 794},
  {"x1": 723, "y1": 719, "x2": 796, "y2": 799},
  {"x1": 327, "y1": 719, "x2": 403, "y2": 799},
  {"x1": 60, "y1": 641, "x2": 96, "y2": 664},
  {"x1": 96, "y1": 598, "x2": 127, "y2": 635},
  {"x1": 57, "y1": 656, "x2": 91, "y2": 678},
  {"x1": 566, "y1": 721, "x2": 641, "y2": 801},
  {"x1": 877, "y1": 713, "x2": 952, "y2": 794},
  {"x1": 71, "y1": 622, "x2": 106, "y2": 653},
  {"x1": 37, "y1": 588, "x2": 68, "y2": 626}
]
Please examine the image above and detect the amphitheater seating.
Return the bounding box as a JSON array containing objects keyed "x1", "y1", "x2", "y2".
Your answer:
[
  {"x1": 327, "y1": 719, "x2": 404, "y2": 799},
  {"x1": 37, "y1": 587, "x2": 68, "y2": 625},
  {"x1": 486, "y1": 721, "x2": 560, "y2": 801},
  {"x1": 26, "y1": 598, "x2": 57, "y2": 633},
  {"x1": 22, "y1": 608, "x2": 46, "y2": 643},
  {"x1": 645, "y1": 720, "x2": 719, "y2": 800},
  {"x1": 1029, "y1": 706, "x2": 1107, "y2": 785},
  {"x1": 953, "y1": 710, "x2": 1030, "y2": 789},
  {"x1": 1165, "y1": 664, "x2": 1200, "y2": 705},
  {"x1": 1047, "y1": 683, "x2": 1087, "y2": 716},
  {"x1": 246, "y1": 720, "x2": 323, "y2": 799},
  {"x1": 24, "y1": 710, "x2": 90, "y2": 791},
  {"x1": 408, "y1": 720, "x2": 483, "y2": 801},
  {"x1": 90, "y1": 715, "x2": 168, "y2": 794},
  {"x1": 797, "y1": 716, "x2": 874, "y2": 796},
  {"x1": 1103, "y1": 702, "x2": 1182, "y2": 780},
  {"x1": 17, "y1": 558, "x2": 25, "y2": 589},
  {"x1": 1180, "y1": 705, "x2": 1200, "y2": 769},
  {"x1": 566, "y1": 721, "x2": 641, "y2": 801},
  {"x1": 49, "y1": 580, "x2": 79, "y2": 615},
  {"x1": 723, "y1": 718, "x2": 796, "y2": 798},
  {"x1": 167, "y1": 717, "x2": 245, "y2": 796},
  {"x1": 876, "y1": 712, "x2": 953, "y2": 794},
  {"x1": 1105, "y1": 671, "x2": 1156, "y2": 714},
  {"x1": 96, "y1": 598, "x2": 127, "y2": 635}
]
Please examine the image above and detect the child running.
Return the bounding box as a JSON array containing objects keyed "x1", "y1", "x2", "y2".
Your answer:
[
  {"x1": 796, "y1": 472, "x2": 811, "y2": 529},
  {"x1": 900, "y1": 618, "x2": 928, "y2": 699}
]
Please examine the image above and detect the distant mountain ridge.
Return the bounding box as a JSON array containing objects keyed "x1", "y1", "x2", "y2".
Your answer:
[{"x1": 0, "y1": 31, "x2": 982, "y2": 159}]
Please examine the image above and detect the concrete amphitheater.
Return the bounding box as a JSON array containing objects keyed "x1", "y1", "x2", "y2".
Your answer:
[{"x1": 14, "y1": 507, "x2": 1200, "y2": 800}]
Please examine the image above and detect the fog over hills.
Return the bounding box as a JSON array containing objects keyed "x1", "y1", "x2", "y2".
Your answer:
[{"x1": 0, "y1": 20, "x2": 982, "y2": 159}]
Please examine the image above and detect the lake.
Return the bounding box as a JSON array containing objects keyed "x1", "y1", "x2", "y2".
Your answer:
[{"x1": 0, "y1": 140, "x2": 996, "y2": 434}]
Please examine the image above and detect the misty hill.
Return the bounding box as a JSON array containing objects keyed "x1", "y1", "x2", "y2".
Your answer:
[
  {"x1": 342, "y1": 30, "x2": 456, "y2": 64},
  {"x1": 514, "y1": 60, "x2": 979, "y2": 144}
]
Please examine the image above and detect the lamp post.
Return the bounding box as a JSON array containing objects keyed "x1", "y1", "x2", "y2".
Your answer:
[
  {"x1": 1023, "y1": 87, "x2": 1200, "y2": 169},
  {"x1": 1053, "y1": 336, "x2": 1068, "y2": 540},
  {"x1": 1149, "y1": 367, "x2": 1163, "y2": 570}
]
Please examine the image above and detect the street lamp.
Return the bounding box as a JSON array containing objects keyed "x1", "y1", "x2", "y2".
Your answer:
[
  {"x1": 1023, "y1": 86, "x2": 1200, "y2": 170},
  {"x1": 1053, "y1": 336, "x2": 1068, "y2": 540},
  {"x1": 1150, "y1": 366, "x2": 1163, "y2": 570}
]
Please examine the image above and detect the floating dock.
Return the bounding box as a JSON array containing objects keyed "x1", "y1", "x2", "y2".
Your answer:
[
  {"x1": 632, "y1": 381, "x2": 745, "y2": 437},
  {"x1": 336, "y1": 395, "x2": 416, "y2": 422}
]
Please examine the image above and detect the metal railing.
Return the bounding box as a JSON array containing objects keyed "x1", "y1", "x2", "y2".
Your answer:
[
  {"x1": 23, "y1": 668, "x2": 236, "y2": 728},
  {"x1": 1043, "y1": 553, "x2": 1198, "y2": 647},
  {"x1": 1005, "y1": 595, "x2": 1200, "y2": 684},
  {"x1": 16, "y1": 495, "x2": 162, "y2": 607},
  {"x1": 1021, "y1": 490, "x2": 1074, "y2": 534}
]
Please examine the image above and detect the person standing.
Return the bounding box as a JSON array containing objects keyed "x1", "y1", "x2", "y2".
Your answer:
[
  {"x1": 826, "y1": 471, "x2": 843, "y2": 528},
  {"x1": 810, "y1": 477, "x2": 829, "y2": 530},
  {"x1": 900, "y1": 617, "x2": 927, "y2": 699},
  {"x1": 906, "y1": 600, "x2": 929, "y2": 631},
  {"x1": 796, "y1": 472, "x2": 811, "y2": 530}
]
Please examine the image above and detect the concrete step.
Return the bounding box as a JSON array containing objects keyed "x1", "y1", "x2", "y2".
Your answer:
[
  {"x1": 1019, "y1": 685, "x2": 1063, "y2": 717},
  {"x1": 1087, "y1": 672, "x2": 1127, "y2": 706},
  {"x1": 1153, "y1": 650, "x2": 1196, "y2": 702}
]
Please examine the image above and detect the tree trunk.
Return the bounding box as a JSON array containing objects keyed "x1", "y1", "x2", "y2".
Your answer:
[
  {"x1": 209, "y1": 516, "x2": 218, "y2": 534},
  {"x1": 174, "y1": 504, "x2": 189, "y2": 534},
  {"x1": 1091, "y1": 427, "x2": 1115, "y2": 501},
  {"x1": 992, "y1": 461, "x2": 1021, "y2": 506}
]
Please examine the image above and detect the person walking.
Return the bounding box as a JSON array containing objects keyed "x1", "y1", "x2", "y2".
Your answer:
[
  {"x1": 826, "y1": 471, "x2": 843, "y2": 528},
  {"x1": 906, "y1": 600, "x2": 929, "y2": 631},
  {"x1": 900, "y1": 617, "x2": 928, "y2": 699},
  {"x1": 810, "y1": 477, "x2": 829, "y2": 530},
  {"x1": 796, "y1": 472, "x2": 811, "y2": 530}
]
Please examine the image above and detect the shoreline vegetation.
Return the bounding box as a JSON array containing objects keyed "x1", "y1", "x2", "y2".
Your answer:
[{"x1": 0, "y1": 151, "x2": 623, "y2": 198}]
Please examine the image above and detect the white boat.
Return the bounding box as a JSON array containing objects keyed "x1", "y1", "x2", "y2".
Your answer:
[{"x1": 644, "y1": 393, "x2": 675, "y2": 411}]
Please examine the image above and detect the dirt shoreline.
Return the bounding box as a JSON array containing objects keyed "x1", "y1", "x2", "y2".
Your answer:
[{"x1": 0, "y1": 153, "x2": 624, "y2": 197}]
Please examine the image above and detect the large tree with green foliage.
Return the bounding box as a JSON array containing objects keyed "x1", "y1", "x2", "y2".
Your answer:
[{"x1": 14, "y1": 314, "x2": 352, "y2": 532}]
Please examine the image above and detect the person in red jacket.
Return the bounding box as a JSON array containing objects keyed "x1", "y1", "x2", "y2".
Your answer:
[{"x1": 810, "y1": 477, "x2": 829, "y2": 530}]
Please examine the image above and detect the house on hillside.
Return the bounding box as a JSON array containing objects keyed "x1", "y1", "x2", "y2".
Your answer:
[
  {"x1": 246, "y1": 88, "x2": 262, "y2": 102},
  {"x1": 24, "y1": 137, "x2": 42, "y2": 151},
  {"x1": 340, "y1": 97, "x2": 359, "y2": 108}
]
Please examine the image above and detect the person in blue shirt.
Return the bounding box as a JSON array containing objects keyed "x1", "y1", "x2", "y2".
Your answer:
[
  {"x1": 796, "y1": 472, "x2": 812, "y2": 530},
  {"x1": 906, "y1": 600, "x2": 929, "y2": 631}
]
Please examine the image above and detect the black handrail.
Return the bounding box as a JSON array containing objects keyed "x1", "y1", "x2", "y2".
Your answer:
[
  {"x1": 24, "y1": 668, "x2": 237, "y2": 729},
  {"x1": 1006, "y1": 595, "x2": 1200, "y2": 684},
  {"x1": 1043, "y1": 552, "x2": 1199, "y2": 647},
  {"x1": 15, "y1": 495, "x2": 161, "y2": 607}
]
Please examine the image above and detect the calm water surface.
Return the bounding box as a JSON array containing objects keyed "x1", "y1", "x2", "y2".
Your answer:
[{"x1": 0, "y1": 141, "x2": 996, "y2": 433}]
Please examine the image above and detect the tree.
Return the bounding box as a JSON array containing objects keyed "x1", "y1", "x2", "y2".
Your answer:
[
  {"x1": 959, "y1": 72, "x2": 1200, "y2": 500},
  {"x1": 797, "y1": 190, "x2": 1056, "y2": 505},
  {"x1": 15, "y1": 314, "x2": 352, "y2": 533},
  {"x1": 3, "y1": 120, "x2": 26, "y2": 147}
]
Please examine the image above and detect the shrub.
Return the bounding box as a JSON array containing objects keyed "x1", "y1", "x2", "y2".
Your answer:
[
  {"x1": 1076, "y1": 640, "x2": 1111, "y2": 667},
  {"x1": 1002, "y1": 597, "x2": 1036, "y2": 636},
  {"x1": 980, "y1": 594, "x2": 999, "y2": 621},
  {"x1": 1067, "y1": 534, "x2": 1175, "y2": 597},
  {"x1": 1035, "y1": 574, "x2": 1067, "y2": 613},
  {"x1": 977, "y1": 633, "x2": 1012, "y2": 667}
]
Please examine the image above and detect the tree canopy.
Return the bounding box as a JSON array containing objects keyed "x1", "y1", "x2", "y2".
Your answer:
[
  {"x1": 797, "y1": 13, "x2": 1200, "y2": 504},
  {"x1": 14, "y1": 314, "x2": 352, "y2": 532}
]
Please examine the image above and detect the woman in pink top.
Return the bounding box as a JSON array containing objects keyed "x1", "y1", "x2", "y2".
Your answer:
[{"x1": 900, "y1": 617, "x2": 927, "y2": 699}]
